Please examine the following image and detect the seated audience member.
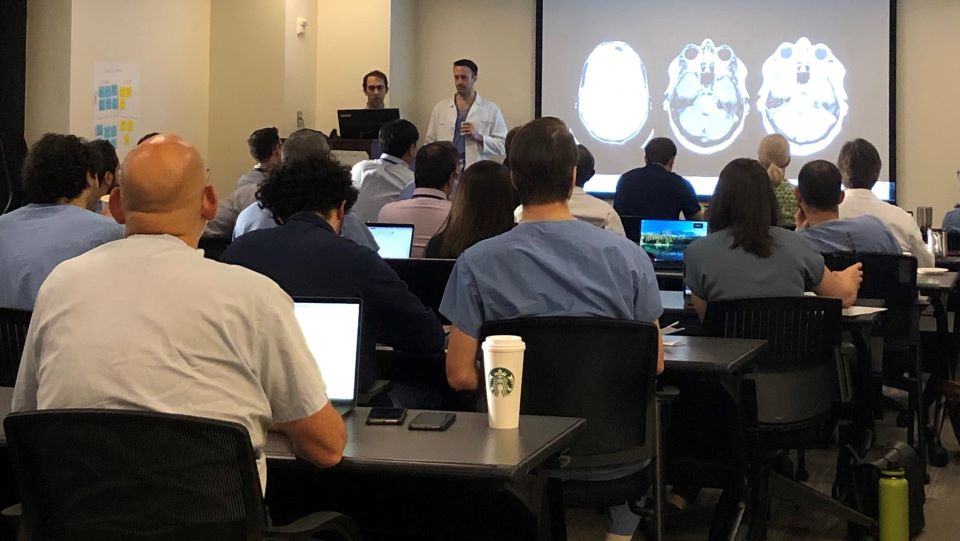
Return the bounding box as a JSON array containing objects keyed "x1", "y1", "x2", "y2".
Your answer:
[
  {"x1": 87, "y1": 138, "x2": 120, "y2": 215},
  {"x1": 838, "y1": 138, "x2": 934, "y2": 267},
  {"x1": 613, "y1": 137, "x2": 702, "y2": 220},
  {"x1": 378, "y1": 142, "x2": 457, "y2": 257},
  {"x1": 12, "y1": 135, "x2": 346, "y2": 491},
  {"x1": 233, "y1": 129, "x2": 378, "y2": 251},
  {"x1": 795, "y1": 160, "x2": 901, "y2": 254},
  {"x1": 516, "y1": 144, "x2": 624, "y2": 235},
  {"x1": 0, "y1": 134, "x2": 123, "y2": 310},
  {"x1": 440, "y1": 117, "x2": 664, "y2": 541},
  {"x1": 425, "y1": 161, "x2": 515, "y2": 259},
  {"x1": 221, "y1": 156, "x2": 445, "y2": 405},
  {"x1": 942, "y1": 206, "x2": 960, "y2": 233},
  {"x1": 350, "y1": 119, "x2": 418, "y2": 221},
  {"x1": 758, "y1": 133, "x2": 797, "y2": 225},
  {"x1": 204, "y1": 127, "x2": 282, "y2": 238},
  {"x1": 674, "y1": 158, "x2": 862, "y2": 517}
]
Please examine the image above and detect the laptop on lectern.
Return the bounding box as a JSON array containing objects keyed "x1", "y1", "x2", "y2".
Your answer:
[{"x1": 337, "y1": 108, "x2": 400, "y2": 139}]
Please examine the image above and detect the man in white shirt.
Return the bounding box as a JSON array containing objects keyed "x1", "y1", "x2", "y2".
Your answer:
[
  {"x1": 352, "y1": 119, "x2": 418, "y2": 223},
  {"x1": 12, "y1": 135, "x2": 346, "y2": 491},
  {"x1": 379, "y1": 142, "x2": 457, "y2": 257},
  {"x1": 424, "y1": 59, "x2": 508, "y2": 167},
  {"x1": 516, "y1": 144, "x2": 624, "y2": 236},
  {"x1": 837, "y1": 138, "x2": 934, "y2": 267}
]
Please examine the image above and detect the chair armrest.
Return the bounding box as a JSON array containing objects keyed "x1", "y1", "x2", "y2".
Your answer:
[
  {"x1": 261, "y1": 510, "x2": 362, "y2": 541},
  {"x1": 357, "y1": 379, "x2": 394, "y2": 406},
  {"x1": 656, "y1": 384, "x2": 680, "y2": 404}
]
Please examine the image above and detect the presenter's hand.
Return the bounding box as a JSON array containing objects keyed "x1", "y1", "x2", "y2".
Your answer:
[{"x1": 460, "y1": 122, "x2": 483, "y2": 142}]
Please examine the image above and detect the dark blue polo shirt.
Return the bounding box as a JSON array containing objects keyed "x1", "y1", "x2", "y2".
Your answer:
[
  {"x1": 221, "y1": 211, "x2": 445, "y2": 391},
  {"x1": 613, "y1": 164, "x2": 701, "y2": 220}
]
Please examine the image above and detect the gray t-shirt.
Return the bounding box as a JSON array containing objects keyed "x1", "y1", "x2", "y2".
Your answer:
[{"x1": 685, "y1": 226, "x2": 825, "y2": 301}]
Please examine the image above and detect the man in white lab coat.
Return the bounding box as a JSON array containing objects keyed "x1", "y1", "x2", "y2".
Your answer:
[{"x1": 425, "y1": 59, "x2": 508, "y2": 168}]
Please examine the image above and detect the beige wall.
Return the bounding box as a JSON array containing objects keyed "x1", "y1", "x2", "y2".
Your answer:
[
  {"x1": 407, "y1": 0, "x2": 536, "y2": 133},
  {"x1": 388, "y1": 0, "x2": 417, "y2": 119},
  {"x1": 25, "y1": 0, "x2": 73, "y2": 143},
  {"x1": 68, "y1": 0, "x2": 211, "y2": 160},
  {"x1": 315, "y1": 0, "x2": 391, "y2": 134},
  {"x1": 284, "y1": 0, "x2": 318, "y2": 135},
  {"x1": 895, "y1": 0, "x2": 960, "y2": 224},
  {"x1": 208, "y1": 0, "x2": 285, "y2": 197}
]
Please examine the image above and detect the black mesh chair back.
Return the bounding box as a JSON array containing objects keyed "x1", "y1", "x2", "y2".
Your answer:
[
  {"x1": 384, "y1": 258, "x2": 456, "y2": 324},
  {"x1": 0, "y1": 308, "x2": 30, "y2": 387},
  {"x1": 479, "y1": 317, "x2": 658, "y2": 468},
  {"x1": 822, "y1": 252, "x2": 917, "y2": 308},
  {"x1": 4, "y1": 409, "x2": 265, "y2": 541},
  {"x1": 619, "y1": 215, "x2": 642, "y2": 242},
  {"x1": 702, "y1": 297, "x2": 843, "y2": 426}
]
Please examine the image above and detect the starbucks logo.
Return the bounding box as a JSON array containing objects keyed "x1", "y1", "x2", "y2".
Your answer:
[{"x1": 488, "y1": 367, "x2": 516, "y2": 397}]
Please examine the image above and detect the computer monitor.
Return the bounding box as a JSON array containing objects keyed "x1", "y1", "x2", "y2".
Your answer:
[
  {"x1": 639, "y1": 220, "x2": 708, "y2": 263},
  {"x1": 367, "y1": 223, "x2": 414, "y2": 259},
  {"x1": 292, "y1": 298, "x2": 362, "y2": 411},
  {"x1": 337, "y1": 108, "x2": 400, "y2": 139}
]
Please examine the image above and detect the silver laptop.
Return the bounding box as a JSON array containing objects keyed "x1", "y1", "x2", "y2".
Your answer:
[
  {"x1": 292, "y1": 297, "x2": 362, "y2": 415},
  {"x1": 366, "y1": 223, "x2": 415, "y2": 259}
]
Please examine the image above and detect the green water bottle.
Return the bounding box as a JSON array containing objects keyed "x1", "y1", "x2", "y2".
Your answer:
[{"x1": 879, "y1": 464, "x2": 909, "y2": 541}]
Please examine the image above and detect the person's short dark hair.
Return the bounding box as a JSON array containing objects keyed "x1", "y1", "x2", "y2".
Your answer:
[
  {"x1": 504, "y1": 126, "x2": 522, "y2": 164},
  {"x1": 362, "y1": 70, "x2": 389, "y2": 90},
  {"x1": 257, "y1": 156, "x2": 357, "y2": 224},
  {"x1": 22, "y1": 133, "x2": 92, "y2": 204},
  {"x1": 837, "y1": 138, "x2": 882, "y2": 189},
  {"x1": 798, "y1": 160, "x2": 843, "y2": 212},
  {"x1": 509, "y1": 117, "x2": 577, "y2": 206},
  {"x1": 247, "y1": 127, "x2": 280, "y2": 162},
  {"x1": 575, "y1": 144, "x2": 595, "y2": 187},
  {"x1": 708, "y1": 158, "x2": 779, "y2": 258},
  {"x1": 453, "y1": 59, "x2": 478, "y2": 75},
  {"x1": 282, "y1": 129, "x2": 330, "y2": 164},
  {"x1": 415, "y1": 142, "x2": 458, "y2": 190},
  {"x1": 86, "y1": 139, "x2": 119, "y2": 186},
  {"x1": 645, "y1": 137, "x2": 677, "y2": 166},
  {"x1": 379, "y1": 119, "x2": 419, "y2": 158},
  {"x1": 137, "y1": 132, "x2": 159, "y2": 145}
]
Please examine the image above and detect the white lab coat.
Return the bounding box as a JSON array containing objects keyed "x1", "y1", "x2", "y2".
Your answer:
[{"x1": 424, "y1": 93, "x2": 508, "y2": 166}]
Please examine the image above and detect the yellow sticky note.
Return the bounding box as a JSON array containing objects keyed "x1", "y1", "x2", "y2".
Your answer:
[
  {"x1": 119, "y1": 98, "x2": 126, "y2": 111},
  {"x1": 124, "y1": 135, "x2": 130, "y2": 146}
]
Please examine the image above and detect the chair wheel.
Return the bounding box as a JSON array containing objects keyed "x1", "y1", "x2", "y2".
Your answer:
[
  {"x1": 797, "y1": 469, "x2": 810, "y2": 482},
  {"x1": 896, "y1": 410, "x2": 912, "y2": 427},
  {"x1": 929, "y1": 442, "x2": 950, "y2": 468}
]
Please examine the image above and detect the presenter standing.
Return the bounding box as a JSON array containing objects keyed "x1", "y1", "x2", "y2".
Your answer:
[
  {"x1": 425, "y1": 59, "x2": 507, "y2": 168},
  {"x1": 362, "y1": 70, "x2": 389, "y2": 109}
]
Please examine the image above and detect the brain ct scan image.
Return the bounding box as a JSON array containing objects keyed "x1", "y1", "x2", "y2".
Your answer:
[
  {"x1": 757, "y1": 37, "x2": 849, "y2": 156},
  {"x1": 577, "y1": 41, "x2": 651, "y2": 145},
  {"x1": 663, "y1": 39, "x2": 750, "y2": 155}
]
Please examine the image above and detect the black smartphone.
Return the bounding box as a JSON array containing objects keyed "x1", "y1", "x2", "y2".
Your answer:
[
  {"x1": 408, "y1": 412, "x2": 456, "y2": 431},
  {"x1": 366, "y1": 407, "x2": 407, "y2": 425}
]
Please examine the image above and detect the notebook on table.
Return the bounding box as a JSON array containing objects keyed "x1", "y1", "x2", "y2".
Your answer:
[
  {"x1": 292, "y1": 297, "x2": 362, "y2": 415},
  {"x1": 367, "y1": 223, "x2": 415, "y2": 259},
  {"x1": 639, "y1": 219, "x2": 708, "y2": 270}
]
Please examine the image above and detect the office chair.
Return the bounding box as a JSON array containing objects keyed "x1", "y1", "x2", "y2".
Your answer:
[
  {"x1": 618, "y1": 215, "x2": 642, "y2": 242},
  {"x1": 479, "y1": 317, "x2": 667, "y2": 541},
  {"x1": 0, "y1": 308, "x2": 31, "y2": 387},
  {"x1": 822, "y1": 252, "x2": 931, "y2": 476},
  {"x1": 702, "y1": 297, "x2": 876, "y2": 539},
  {"x1": 199, "y1": 236, "x2": 232, "y2": 261},
  {"x1": 3, "y1": 409, "x2": 361, "y2": 541}
]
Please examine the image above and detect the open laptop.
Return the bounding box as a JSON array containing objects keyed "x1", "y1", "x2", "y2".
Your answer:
[
  {"x1": 367, "y1": 223, "x2": 414, "y2": 259},
  {"x1": 337, "y1": 108, "x2": 400, "y2": 139},
  {"x1": 292, "y1": 297, "x2": 362, "y2": 415},
  {"x1": 639, "y1": 219, "x2": 708, "y2": 270},
  {"x1": 385, "y1": 258, "x2": 456, "y2": 324}
]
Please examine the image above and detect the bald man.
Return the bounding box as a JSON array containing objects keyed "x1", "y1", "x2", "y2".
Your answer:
[{"x1": 12, "y1": 135, "x2": 346, "y2": 491}]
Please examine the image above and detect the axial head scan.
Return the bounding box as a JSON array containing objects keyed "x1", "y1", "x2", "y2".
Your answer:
[
  {"x1": 577, "y1": 41, "x2": 651, "y2": 145},
  {"x1": 757, "y1": 37, "x2": 849, "y2": 156},
  {"x1": 663, "y1": 38, "x2": 750, "y2": 155}
]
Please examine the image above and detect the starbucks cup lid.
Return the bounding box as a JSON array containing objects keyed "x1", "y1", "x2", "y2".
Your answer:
[{"x1": 482, "y1": 335, "x2": 526, "y2": 351}]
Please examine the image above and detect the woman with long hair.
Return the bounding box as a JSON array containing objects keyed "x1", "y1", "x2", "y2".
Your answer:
[
  {"x1": 425, "y1": 161, "x2": 515, "y2": 259},
  {"x1": 758, "y1": 133, "x2": 796, "y2": 226}
]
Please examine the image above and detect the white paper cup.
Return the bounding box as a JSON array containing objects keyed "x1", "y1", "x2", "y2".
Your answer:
[{"x1": 482, "y1": 335, "x2": 525, "y2": 429}]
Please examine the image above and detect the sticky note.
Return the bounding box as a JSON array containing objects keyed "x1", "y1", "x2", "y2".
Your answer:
[
  {"x1": 96, "y1": 125, "x2": 103, "y2": 136},
  {"x1": 111, "y1": 84, "x2": 118, "y2": 96},
  {"x1": 119, "y1": 98, "x2": 126, "y2": 111},
  {"x1": 124, "y1": 134, "x2": 130, "y2": 146},
  {"x1": 112, "y1": 98, "x2": 119, "y2": 109}
]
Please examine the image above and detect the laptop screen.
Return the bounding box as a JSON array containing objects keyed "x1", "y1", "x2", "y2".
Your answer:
[
  {"x1": 639, "y1": 220, "x2": 708, "y2": 262},
  {"x1": 367, "y1": 223, "x2": 414, "y2": 259},
  {"x1": 293, "y1": 299, "x2": 361, "y2": 402}
]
